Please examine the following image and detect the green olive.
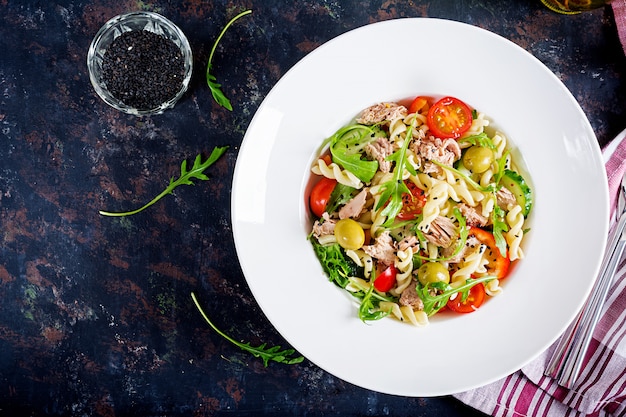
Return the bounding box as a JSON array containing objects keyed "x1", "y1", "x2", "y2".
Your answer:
[
  {"x1": 334, "y1": 218, "x2": 365, "y2": 250},
  {"x1": 462, "y1": 145, "x2": 494, "y2": 174},
  {"x1": 417, "y1": 262, "x2": 450, "y2": 286}
]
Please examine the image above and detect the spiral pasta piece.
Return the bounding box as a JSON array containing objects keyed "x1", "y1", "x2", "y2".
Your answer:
[
  {"x1": 368, "y1": 200, "x2": 388, "y2": 239},
  {"x1": 505, "y1": 204, "x2": 525, "y2": 261},
  {"x1": 312, "y1": 159, "x2": 363, "y2": 188},
  {"x1": 451, "y1": 244, "x2": 488, "y2": 283},
  {"x1": 485, "y1": 279, "x2": 503, "y2": 296},
  {"x1": 389, "y1": 117, "x2": 408, "y2": 141},
  {"x1": 379, "y1": 301, "x2": 429, "y2": 326},
  {"x1": 492, "y1": 132, "x2": 507, "y2": 160},
  {"x1": 317, "y1": 234, "x2": 337, "y2": 245},
  {"x1": 462, "y1": 111, "x2": 489, "y2": 137},
  {"x1": 346, "y1": 277, "x2": 370, "y2": 294},
  {"x1": 480, "y1": 195, "x2": 495, "y2": 218},
  {"x1": 391, "y1": 248, "x2": 414, "y2": 295},
  {"x1": 418, "y1": 179, "x2": 449, "y2": 232}
]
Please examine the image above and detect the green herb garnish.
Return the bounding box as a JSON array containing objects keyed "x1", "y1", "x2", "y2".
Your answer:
[
  {"x1": 458, "y1": 133, "x2": 496, "y2": 150},
  {"x1": 327, "y1": 124, "x2": 380, "y2": 183},
  {"x1": 490, "y1": 203, "x2": 508, "y2": 256},
  {"x1": 433, "y1": 160, "x2": 495, "y2": 193},
  {"x1": 345, "y1": 277, "x2": 395, "y2": 323},
  {"x1": 374, "y1": 121, "x2": 417, "y2": 225},
  {"x1": 358, "y1": 284, "x2": 391, "y2": 322},
  {"x1": 325, "y1": 183, "x2": 357, "y2": 214},
  {"x1": 206, "y1": 9, "x2": 252, "y2": 110},
  {"x1": 191, "y1": 292, "x2": 304, "y2": 366},
  {"x1": 417, "y1": 276, "x2": 494, "y2": 316},
  {"x1": 309, "y1": 240, "x2": 358, "y2": 288},
  {"x1": 99, "y1": 146, "x2": 228, "y2": 217}
]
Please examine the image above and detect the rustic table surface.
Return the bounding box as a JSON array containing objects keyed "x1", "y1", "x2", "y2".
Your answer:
[{"x1": 1, "y1": 1, "x2": 625, "y2": 416}]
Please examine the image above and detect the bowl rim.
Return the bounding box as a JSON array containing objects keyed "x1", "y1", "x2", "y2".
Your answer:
[{"x1": 86, "y1": 11, "x2": 193, "y2": 116}]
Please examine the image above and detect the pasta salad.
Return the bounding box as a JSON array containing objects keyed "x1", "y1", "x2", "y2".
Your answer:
[{"x1": 307, "y1": 95, "x2": 532, "y2": 326}]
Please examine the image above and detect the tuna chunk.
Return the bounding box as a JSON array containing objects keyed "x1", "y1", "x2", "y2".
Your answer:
[
  {"x1": 442, "y1": 235, "x2": 481, "y2": 264},
  {"x1": 397, "y1": 235, "x2": 420, "y2": 252},
  {"x1": 399, "y1": 280, "x2": 424, "y2": 310},
  {"x1": 424, "y1": 216, "x2": 457, "y2": 248},
  {"x1": 496, "y1": 187, "x2": 517, "y2": 210},
  {"x1": 362, "y1": 231, "x2": 396, "y2": 266},
  {"x1": 458, "y1": 203, "x2": 489, "y2": 227},
  {"x1": 356, "y1": 102, "x2": 408, "y2": 125},
  {"x1": 411, "y1": 136, "x2": 462, "y2": 169},
  {"x1": 339, "y1": 188, "x2": 369, "y2": 219},
  {"x1": 312, "y1": 212, "x2": 336, "y2": 238},
  {"x1": 365, "y1": 137, "x2": 397, "y2": 173}
]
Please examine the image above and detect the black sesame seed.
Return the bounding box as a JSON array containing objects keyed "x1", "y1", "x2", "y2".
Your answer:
[{"x1": 102, "y1": 30, "x2": 185, "y2": 110}]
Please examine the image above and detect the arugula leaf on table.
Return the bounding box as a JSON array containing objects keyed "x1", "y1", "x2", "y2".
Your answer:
[
  {"x1": 206, "y1": 9, "x2": 252, "y2": 110},
  {"x1": 99, "y1": 146, "x2": 228, "y2": 217},
  {"x1": 191, "y1": 292, "x2": 304, "y2": 367}
]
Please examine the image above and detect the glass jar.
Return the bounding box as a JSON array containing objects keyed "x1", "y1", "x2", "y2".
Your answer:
[{"x1": 87, "y1": 11, "x2": 193, "y2": 116}]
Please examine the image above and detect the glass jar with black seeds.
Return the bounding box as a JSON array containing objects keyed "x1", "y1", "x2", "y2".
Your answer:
[{"x1": 101, "y1": 30, "x2": 185, "y2": 110}]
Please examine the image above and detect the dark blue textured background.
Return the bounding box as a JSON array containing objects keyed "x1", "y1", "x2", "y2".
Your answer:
[{"x1": 0, "y1": 0, "x2": 624, "y2": 415}]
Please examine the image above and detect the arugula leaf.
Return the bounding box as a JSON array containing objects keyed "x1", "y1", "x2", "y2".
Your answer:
[
  {"x1": 458, "y1": 133, "x2": 496, "y2": 150},
  {"x1": 99, "y1": 146, "x2": 228, "y2": 217},
  {"x1": 206, "y1": 9, "x2": 252, "y2": 110},
  {"x1": 325, "y1": 183, "x2": 356, "y2": 214},
  {"x1": 310, "y1": 240, "x2": 358, "y2": 288},
  {"x1": 493, "y1": 149, "x2": 510, "y2": 185},
  {"x1": 417, "y1": 276, "x2": 494, "y2": 316},
  {"x1": 344, "y1": 276, "x2": 396, "y2": 322},
  {"x1": 358, "y1": 284, "x2": 390, "y2": 322},
  {"x1": 491, "y1": 203, "x2": 509, "y2": 256},
  {"x1": 191, "y1": 292, "x2": 304, "y2": 367},
  {"x1": 374, "y1": 122, "x2": 417, "y2": 226},
  {"x1": 433, "y1": 160, "x2": 495, "y2": 193},
  {"x1": 328, "y1": 124, "x2": 380, "y2": 182}
]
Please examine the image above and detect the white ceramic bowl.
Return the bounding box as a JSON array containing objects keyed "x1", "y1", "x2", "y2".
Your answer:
[{"x1": 231, "y1": 18, "x2": 609, "y2": 396}]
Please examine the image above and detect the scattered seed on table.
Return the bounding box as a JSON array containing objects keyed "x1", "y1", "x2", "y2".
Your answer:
[{"x1": 102, "y1": 30, "x2": 185, "y2": 110}]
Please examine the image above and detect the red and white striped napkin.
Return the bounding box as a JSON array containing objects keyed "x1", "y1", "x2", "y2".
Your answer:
[
  {"x1": 614, "y1": 0, "x2": 626, "y2": 53},
  {"x1": 455, "y1": 127, "x2": 626, "y2": 416}
]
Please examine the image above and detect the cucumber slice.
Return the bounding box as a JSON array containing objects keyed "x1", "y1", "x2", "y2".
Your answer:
[{"x1": 500, "y1": 169, "x2": 532, "y2": 216}]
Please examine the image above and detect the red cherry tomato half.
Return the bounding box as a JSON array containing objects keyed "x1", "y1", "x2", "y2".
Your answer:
[
  {"x1": 469, "y1": 227, "x2": 511, "y2": 279},
  {"x1": 427, "y1": 96, "x2": 473, "y2": 139},
  {"x1": 446, "y1": 283, "x2": 486, "y2": 313},
  {"x1": 309, "y1": 177, "x2": 337, "y2": 218},
  {"x1": 397, "y1": 181, "x2": 427, "y2": 220},
  {"x1": 408, "y1": 95, "x2": 431, "y2": 114},
  {"x1": 373, "y1": 264, "x2": 397, "y2": 292}
]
